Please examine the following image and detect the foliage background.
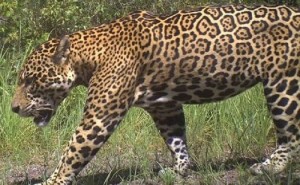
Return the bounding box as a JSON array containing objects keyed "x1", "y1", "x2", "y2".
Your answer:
[{"x1": 0, "y1": 0, "x2": 299, "y2": 50}]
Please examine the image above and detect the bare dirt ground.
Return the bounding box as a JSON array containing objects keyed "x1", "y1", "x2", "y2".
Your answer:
[
  {"x1": 5, "y1": 163, "x2": 240, "y2": 185},
  {"x1": 5, "y1": 154, "x2": 300, "y2": 185}
]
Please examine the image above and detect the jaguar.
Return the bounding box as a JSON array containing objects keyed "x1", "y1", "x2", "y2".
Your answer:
[{"x1": 11, "y1": 5, "x2": 300, "y2": 185}]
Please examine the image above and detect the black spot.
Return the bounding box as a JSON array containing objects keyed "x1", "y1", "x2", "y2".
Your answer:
[
  {"x1": 277, "y1": 136, "x2": 289, "y2": 144},
  {"x1": 142, "y1": 51, "x2": 149, "y2": 59},
  {"x1": 76, "y1": 135, "x2": 85, "y2": 144},
  {"x1": 219, "y1": 88, "x2": 235, "y2": 97},
  {"x1": 103, "y1": 113, "x2": 119, "y2": 126},
  {"x1": 70, "y1": 146, "x2": 76, "y2": 152},
  {"x1": 188, "y1": 85, "x2": 199, "y2": 90},
  {"x1": 66, "y1": 157, "x2": 74, "y2": 165},
  {"x1": 83, "y1": 124, "x2": 92, "y2": 130},
  {"x1": 278, "y1": 97, "x2": 289, "y2": 107},
  {"x1": 151, "y1": 84, "x2": 168, "y2": 91},
  {"x1": 287, "y1": 83, "x2": 299, "y2": 95},
  {"x1": 93, "y1": 126, "x2": 101, "y2": 132},
  {"x1": 79, "y1": 146, "x2": 91, "y2": 158},
  {"x1": 274, "y1": 119, "x2": 288, "y2": 129},
  {"x1": 272, "y1": 107, "x2": 283, "y2": 115},
  {"x1": 179, "y1": 155, "x2": 186, "y2": 160},
  {"x1": 267, "y1": 94, "x2": 279, "y2": 103},
  {"x1": 264, "y1": 87, "x2": 272, "y2": 95},
  {"x1": 119, "y1": 103, "x2": 126, "y2": 109},
  {"x1": 172, "y1": 85, "x2": 187, "y2": 92},
  {"x1": 286, "y1": 68, "x2": 296, "y2": 77},
  {"x1": 191, "y1": 77, "x2": 201, "y2": 84},
  {"x1": 86, "y1": 114, "x2": 94, "y2": 120},
  {"x1": 276, "y1": 80, "x2": 287, "y2": 92},
  {"x1": 91, "y1": 148, "x2": 100, "y2": 156},
  {"x1": 267, "y1": 63, "x2": 275, "y2": 72},
  {"x1": 174, "y1": 141, "x2": 180, "y2": 145},
  {"x1": 290, "y1": 79, "x2": 298, "y2": 86},
  {"x1": 167, "y1": 138, "x2": 173, "y2": 145},
  {"x1": 286, "y1": 101, "x2": 297, "y2": 115},
  {"x1": 287, "y1": 124, "x2": 298, "y2": 135},
  {"x1": 194, "y1": 89, "x2": 214, "y2": 98},
  {"x1": 106, "y1": 124, "x2": 115, "y2": 132},
  {"x1": 87, "y1": 134, "x2": 97, "y2": 140},
  {"x1": 94, "y1": 135, "x2": 107, "y2": 145},
  {"x1": 173, "y1": 93, "x2": 192, "y2": 101},
  {"x1": 72, "y1": 162, "x2": 82, "y2": 169},
  {"x1": 276, "y1": 150, "x2": 284, "y2": 154}
]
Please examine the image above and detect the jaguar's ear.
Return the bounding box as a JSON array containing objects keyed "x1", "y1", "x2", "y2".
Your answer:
[{"x1": 52, "y1": 35, "x2": 70, "y2": 65}]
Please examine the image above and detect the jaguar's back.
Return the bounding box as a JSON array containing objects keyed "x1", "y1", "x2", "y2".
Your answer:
[{"x1": 134, "y1": 5, "x2": 299, "y2": 106}]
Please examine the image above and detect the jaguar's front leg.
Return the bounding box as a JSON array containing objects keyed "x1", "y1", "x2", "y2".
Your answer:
[
  {"x1": 37, "y1": 74, "x2": 135, "y2": 185},
  {"x1": 39, "y1": 117, "x2": 123, "y2": 184}
]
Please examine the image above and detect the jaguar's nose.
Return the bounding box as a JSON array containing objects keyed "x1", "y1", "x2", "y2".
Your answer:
[{"x1": 11, "y1": 105, "x2": 20, "y2": 113}]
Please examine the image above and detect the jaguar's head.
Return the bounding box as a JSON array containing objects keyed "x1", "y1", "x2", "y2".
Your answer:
[{"x1": 11, "y1": 36, "x2": 75, "y2": 127}]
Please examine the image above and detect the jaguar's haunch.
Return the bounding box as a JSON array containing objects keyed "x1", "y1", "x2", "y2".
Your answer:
[{"x1": 11, "y1": 5, "x2": 300, "y2": 185}]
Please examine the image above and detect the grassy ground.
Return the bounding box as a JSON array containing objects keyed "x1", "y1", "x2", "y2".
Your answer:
[{"x1": 1, "y1": 43, "x2": 300, "y2": 184}]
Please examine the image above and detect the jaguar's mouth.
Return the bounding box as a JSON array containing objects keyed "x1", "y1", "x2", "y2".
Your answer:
[{"x1": 33, "y1": 109, "x2": 53, "y2": 127}]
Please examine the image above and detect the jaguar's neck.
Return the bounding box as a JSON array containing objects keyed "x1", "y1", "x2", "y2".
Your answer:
[
  {"x1": 67, "y1": 28, "x2": 110, "y2": 87},
  {"x1": 67, "y1": 20, "x2": 142, "y2": 88}
]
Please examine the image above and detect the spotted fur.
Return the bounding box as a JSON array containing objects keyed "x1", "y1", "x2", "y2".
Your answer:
[{"x1": 11, "y1": 5, "x2": 300, "y2": 185}]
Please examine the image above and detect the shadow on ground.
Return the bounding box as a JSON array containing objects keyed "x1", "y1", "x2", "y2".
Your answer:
[
  {"x1": 11, "y1": 167, "x2": 152, "y2": 185},
  {"x1": 192, "y1": 156, "x2": 260, "y2": 171},
  {"x1": 10, "y1": 157, "x2": 300, "y2": 185}
]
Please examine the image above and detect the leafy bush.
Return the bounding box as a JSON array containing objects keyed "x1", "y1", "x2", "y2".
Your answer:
[{"x1": 0, "y1": 0, "x2": 297, "y2": 50}]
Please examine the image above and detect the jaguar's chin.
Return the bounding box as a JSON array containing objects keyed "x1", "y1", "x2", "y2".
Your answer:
[{"x1": 33, "y1": 109, "x2": 53, "y2": 127}]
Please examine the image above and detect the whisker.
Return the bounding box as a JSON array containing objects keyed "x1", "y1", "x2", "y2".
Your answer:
[
  {"x1": 24, "y1": 104, "x2": 34, "y2": 112},
  {"x1": 36, "y1": 106, "x2": 54, "y2": 111}
]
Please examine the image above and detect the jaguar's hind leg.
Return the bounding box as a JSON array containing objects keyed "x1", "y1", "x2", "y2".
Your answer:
[{"x1": 250, "y1": 76, "x2": 300, "y2": 174}]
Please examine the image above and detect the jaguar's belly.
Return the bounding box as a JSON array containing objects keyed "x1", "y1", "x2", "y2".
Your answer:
[{"x1": 134, "y1": 72, "x2": 259, "y2": 107}]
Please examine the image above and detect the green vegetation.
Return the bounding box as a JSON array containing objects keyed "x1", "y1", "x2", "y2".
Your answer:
[{"x1": 1, "y1": 0, "x2": 300, "y2": 184}]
